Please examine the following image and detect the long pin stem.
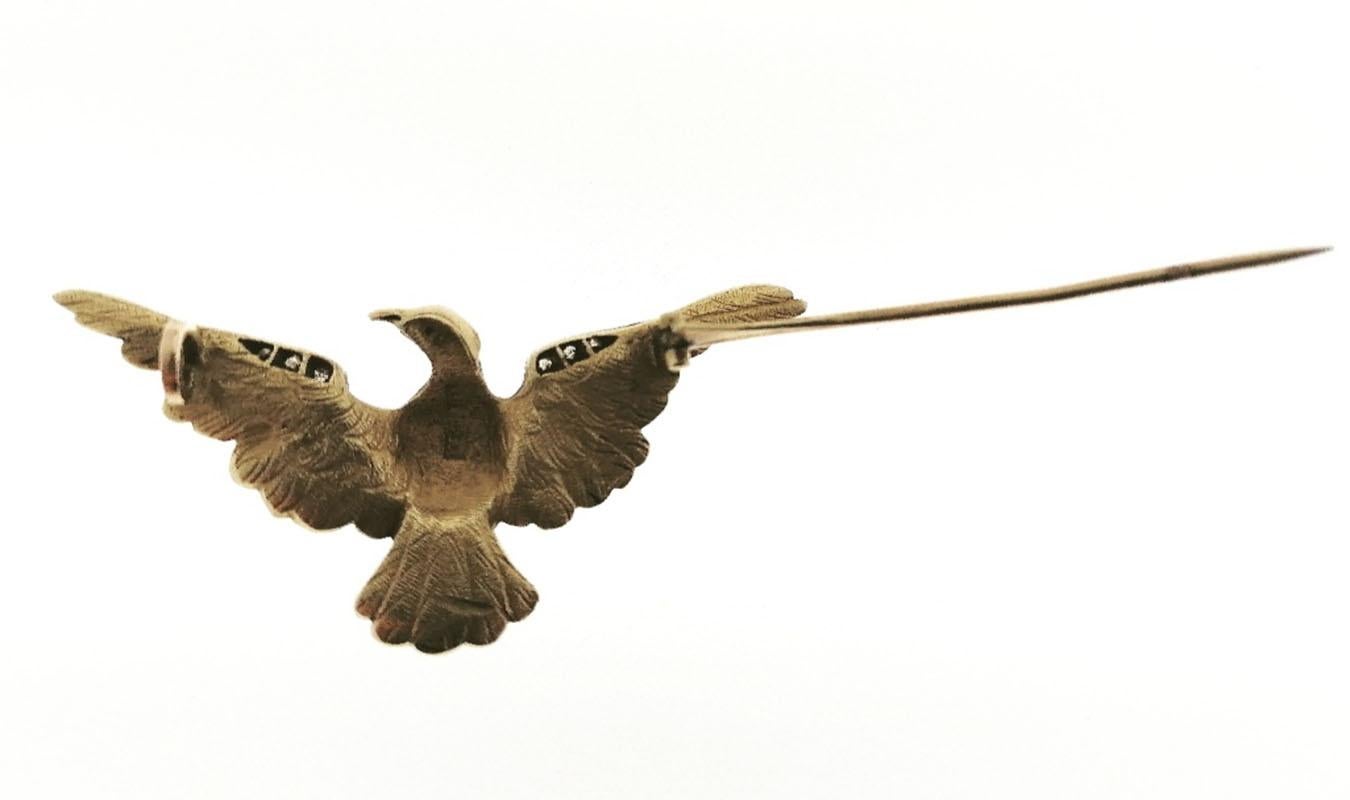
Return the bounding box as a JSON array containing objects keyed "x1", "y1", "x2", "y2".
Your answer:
[{"x1": 679, "y1": 247, "x2": 1332, "y2": 348}]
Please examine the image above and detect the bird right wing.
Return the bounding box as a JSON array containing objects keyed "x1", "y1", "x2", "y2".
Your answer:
[
  {"x1": 55, "y1": 290, "x2": 407, "y2": 537},
  {"x1": 492, "y1": 285, "x2": 806, "y2": 529}
]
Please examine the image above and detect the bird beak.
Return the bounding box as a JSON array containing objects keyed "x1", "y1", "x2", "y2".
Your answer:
[{"x1": 370, "y1": 310, "x2": 403, "y2": 325}]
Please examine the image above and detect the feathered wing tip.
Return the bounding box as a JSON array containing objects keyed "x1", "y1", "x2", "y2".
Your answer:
[
  {"x1": 53, "y1": 289, "x2": 172, "y2": 369},
  {"x1": 677, "y1": 284, "x2": 806, "y2": 325}
]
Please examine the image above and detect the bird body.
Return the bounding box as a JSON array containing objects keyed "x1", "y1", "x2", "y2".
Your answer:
[{"x1": 54, "y1": 246, "x2": 1330, "y2": 653}]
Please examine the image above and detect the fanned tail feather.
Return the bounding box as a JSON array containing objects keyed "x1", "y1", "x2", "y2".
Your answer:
[{"x1": 356, "y1": 511, "x2": 537, "y2": 653}]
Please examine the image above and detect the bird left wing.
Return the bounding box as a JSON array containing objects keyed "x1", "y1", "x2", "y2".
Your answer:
[
  {"x1": 493, "y1": 285, "x2": 806, "y2": 529},
  {"x1": 55, "y1": 290, "x2": 407, "y2": 536},
  {"x1": 53, "y1": 290, "x2": 169, "y2": 369}
]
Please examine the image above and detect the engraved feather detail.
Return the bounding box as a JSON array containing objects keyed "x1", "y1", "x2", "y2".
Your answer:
[
  {"x1": 676, "y1": 284, "x2": 807, "y2": 325},
  {"x1": 493, "y1": 284, "x2": 806, "y2": 529},
  {"x1": 161, "y1": 327, "x2": 403, "y2": 533},
  {"x1": 497, "y1": 326, "x2": 676, "y2": 528},
  {"x1": 355, "y1": 509, "x2": 537, "y2": 653},
  {"x1": 53, "y1": 290, "x2": 171, "y2": 369}
]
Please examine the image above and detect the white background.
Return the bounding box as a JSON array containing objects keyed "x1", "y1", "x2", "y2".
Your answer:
[{"x1": 2, "y1": 2, "x2": 1346, "y2": 798}]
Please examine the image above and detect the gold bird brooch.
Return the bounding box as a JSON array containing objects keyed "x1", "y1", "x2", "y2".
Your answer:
[{"x1": 54, "y1": 247, "x2": 1329, "y2": 653}]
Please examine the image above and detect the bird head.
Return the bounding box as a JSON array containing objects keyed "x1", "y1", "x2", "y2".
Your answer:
[{"x1": 369, "y1": 306, "x2": 482, "y2": 369}]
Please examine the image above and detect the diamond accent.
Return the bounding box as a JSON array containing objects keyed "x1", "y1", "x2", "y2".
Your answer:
[
  {"x1": 259, "y1": 346, "x2": 272, "y2": 358},
  {"x1": 537, "y1": 357, "x2": 553, "y2": 371},
  {"x1": 562, "y1": 344, "x2": 577, "y2": 360},
  {"x1": 312, "y1": 368, "x2": 330, "y2": 382},
  {"x1": 284, "y1": 354, "x2": 302, "y2": 370}
]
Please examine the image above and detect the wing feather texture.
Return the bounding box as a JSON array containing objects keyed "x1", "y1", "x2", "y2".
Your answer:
[
  {"x1": 54, "y1": 290, "x2": 407, "y2": 537},
  {"x1": 53, "y1": 290, "x2": 169, "y2": 369},
  {"x1": 493, "y1": 284, "x2": 805, "y2": 529}
]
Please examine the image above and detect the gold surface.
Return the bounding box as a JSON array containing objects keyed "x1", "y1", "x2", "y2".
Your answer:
[{"x1": 52, "y1": 247, "x2": 1330, "y2": 653}]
